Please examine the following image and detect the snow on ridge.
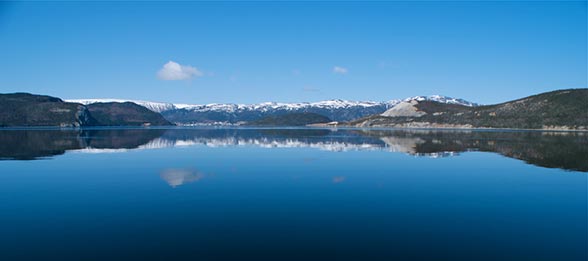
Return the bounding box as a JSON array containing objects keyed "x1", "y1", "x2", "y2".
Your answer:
[
  {"x1": 380, "y1": 95, "x2": 478, "y2": 117},
  {"x1": 175, "y1": 99, "x2": 391, "y2": 113},
  {"x1": 403, "y1": 95, "x2": 478, "y2": 107}
]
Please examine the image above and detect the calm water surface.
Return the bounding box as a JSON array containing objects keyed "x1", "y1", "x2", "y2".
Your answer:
[{"x1": 0, "y1": 128, "x2": 586, "y2": 260}]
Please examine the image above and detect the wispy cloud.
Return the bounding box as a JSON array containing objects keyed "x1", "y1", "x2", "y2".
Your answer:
[
  {"x1": 333, "y1": 66, "x2": 348, "y2": 74},
  {"x1": 302, "y1": 86, "x2": 320, "y2": 93},
  {"x1": 157, "y1": 61, "x2": 203, "y2": 80}
]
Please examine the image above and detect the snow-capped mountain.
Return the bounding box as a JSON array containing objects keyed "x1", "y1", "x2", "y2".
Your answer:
[
  {"x1": 403, "y1": 95, "x2": 479, "y2": 107},
  {"x1": 162, "y1": 99, "x2": 396, "y2": 124},
  {"x1": 172, "y1": 99, "x2": 388, "y2": 112},
  {"x1": 67, "y1": 95, "x2": 478, "y2": 124}
]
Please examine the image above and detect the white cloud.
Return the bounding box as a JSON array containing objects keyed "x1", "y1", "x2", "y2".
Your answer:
[
  {"x1": 333, "y1": 66, "x2": 348, "y2": 74},
  {"x1": 157, "y1": 61, "x2": 203, "y2": 80}
]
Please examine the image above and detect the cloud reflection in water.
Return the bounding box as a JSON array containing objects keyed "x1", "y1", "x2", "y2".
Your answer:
[{"x1": 160, "y1": 168, "x2": 204, "y2": 188}]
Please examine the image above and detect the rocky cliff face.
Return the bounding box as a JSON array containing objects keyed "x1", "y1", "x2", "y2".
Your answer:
[{"x1": 74, "y1": 106, "x2": 95, "y2": 127}]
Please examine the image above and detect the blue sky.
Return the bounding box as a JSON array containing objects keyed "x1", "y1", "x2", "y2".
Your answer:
[{"x1": 0, "y1": 1, "x2": 586, "y2": 104}]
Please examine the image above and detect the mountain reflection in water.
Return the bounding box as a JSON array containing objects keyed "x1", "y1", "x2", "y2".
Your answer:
[{"x1": 0, "y1": 128, "x2": 586, "y2": 172}]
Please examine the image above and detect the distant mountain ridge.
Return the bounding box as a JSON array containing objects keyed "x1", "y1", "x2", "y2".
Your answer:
[
  {"x1": 67, "y1": 95, "x2": 478, "y2": 124},
  {"x1": 68, "y1": 95, "x2": 478, "y2": 113},
  {"x1": 402, "y1": 95, "x2": 478, "y2": 107}
]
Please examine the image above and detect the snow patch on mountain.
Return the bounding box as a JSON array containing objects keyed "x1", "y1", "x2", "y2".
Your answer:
[
  {"x1": 177, "y1": 99, "x2": 389, "y2": 113},
  {"x1": 403, "y1": 95, "x2": 478, "y2": 107}
]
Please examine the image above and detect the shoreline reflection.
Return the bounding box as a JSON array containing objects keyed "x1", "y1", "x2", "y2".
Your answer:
[{"x1": 0, "y1": 128, "x2": 586, "y2": 172}]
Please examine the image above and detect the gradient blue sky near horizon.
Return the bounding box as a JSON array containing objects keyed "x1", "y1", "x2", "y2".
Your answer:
[{"x1": 0, "y1": 1, "x2": 586, "y2": 105}]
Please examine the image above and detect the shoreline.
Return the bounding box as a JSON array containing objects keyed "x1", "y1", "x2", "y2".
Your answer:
[{"x1": 1, "y1": 124, "x2": 587, "y2": 133}]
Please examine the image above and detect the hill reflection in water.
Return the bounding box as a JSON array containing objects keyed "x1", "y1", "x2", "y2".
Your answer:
[{"x1": 0, "y1": 128, "x2": 586, "y2": 172}]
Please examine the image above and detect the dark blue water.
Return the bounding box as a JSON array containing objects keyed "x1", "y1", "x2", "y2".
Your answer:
[{"x1": 0, "y1": 128, "x2": 586, "y2": 260}]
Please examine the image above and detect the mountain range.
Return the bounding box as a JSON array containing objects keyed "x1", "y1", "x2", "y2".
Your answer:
[
  {"x1": 67, "y1": 95, "x2": 478, "y2": 125},
  {"x1": 1, "y1": 89, "x2": 586, "y2": 130}
]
